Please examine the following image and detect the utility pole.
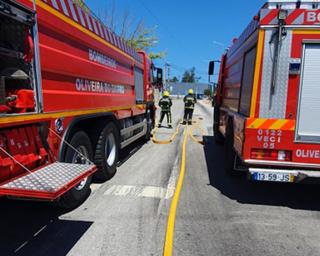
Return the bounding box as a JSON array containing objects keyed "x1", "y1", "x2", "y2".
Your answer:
[
  {"x1": 167, "y1": 63, "x2": 171, "y2": 93},
  {"x1": 164, "y1": 62, "x2": 171, "y2": 91},
  {"x1": 163, "y1": 63, "x2": 166, "y2": 91}
]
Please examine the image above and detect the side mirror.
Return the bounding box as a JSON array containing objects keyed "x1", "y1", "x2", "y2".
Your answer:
[
  {"x1": 208, "y1": 61, "x2": 215, "y2": 76},
  {"x1": 156, "y1": 68, "x2": 163, "y2": 84}
]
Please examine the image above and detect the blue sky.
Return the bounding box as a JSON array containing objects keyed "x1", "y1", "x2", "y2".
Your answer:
[{"x1": 86, "y1": 0, "x2": 265, "y2": 82}]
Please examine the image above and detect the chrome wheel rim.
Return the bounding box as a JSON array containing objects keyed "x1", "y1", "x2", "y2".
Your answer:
[
  {"x1": 72, "y1": 145, "x2": 90, "y2": 191},
  {"x1": 105, "y1": 133, "x2": 116, "y2": 166},
  {"x1": 75, "y1": 178, "x2": 88, "y2": 191}
]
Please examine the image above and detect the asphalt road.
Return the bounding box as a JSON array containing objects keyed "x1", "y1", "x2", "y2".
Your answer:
[{"x1": 1, "y1": 99, "x2": 320, "y2": 256}]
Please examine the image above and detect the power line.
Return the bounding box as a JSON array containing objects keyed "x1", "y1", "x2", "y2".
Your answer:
[
  {"x1": 137, "y1": 0, "x2": 186, "y2": 49},
  {"x1": 169, "y1": 63, "x2": 208, "y2": 77},
  {"x1": 137, "y1": 0, "x2": 213, "y2": 79}
]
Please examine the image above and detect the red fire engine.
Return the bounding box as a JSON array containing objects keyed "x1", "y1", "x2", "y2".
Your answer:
[
  {"x1": 210, "y1": 0, "x2": 320, "y2": 183},
  {"x1": 0, "y1": 0, "x2": 162, "y2": 208}
]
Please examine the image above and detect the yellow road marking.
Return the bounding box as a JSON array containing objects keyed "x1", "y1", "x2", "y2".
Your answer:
[
  {"x1": 163, "y1": 127, "x2": 188, "y2": 256},
  {"x1": 154, "y1": 117, "x2": 206, "y2": 255}
]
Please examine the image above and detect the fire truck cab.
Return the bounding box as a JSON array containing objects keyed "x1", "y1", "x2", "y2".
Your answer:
[{"x1": 210, "y1": 0, "x2": 320, "y2": 183}]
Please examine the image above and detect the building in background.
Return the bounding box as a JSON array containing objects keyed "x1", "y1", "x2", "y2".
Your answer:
[{"x1": 166, "y1": 83, "x2": 209, "y2": 98}]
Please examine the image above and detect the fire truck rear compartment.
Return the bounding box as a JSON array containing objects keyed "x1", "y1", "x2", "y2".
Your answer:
[
  {"x1": 0, "y1": 11, "x2": 35, "y2": 114},
  {"x1": 0, "y1": 124, "x2": 97, "y2": 200},
  {"x1": 0, "y1": 162, "x2": 96, "y2": 200},
  {"x1": 0, "y1": 125, "x2": 48, "y2": 183}
]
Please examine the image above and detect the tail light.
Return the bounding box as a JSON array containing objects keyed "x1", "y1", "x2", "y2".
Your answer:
[{"x1": 251, "y1": 149, "x2": 292, "y2": 161}]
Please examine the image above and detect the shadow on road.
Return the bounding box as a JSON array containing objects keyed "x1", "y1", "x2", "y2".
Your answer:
[
  {"x1": 203, "y1": 136, "x2": 320, "y2": 211},
  {"x1": 0, "y1": 199, "x2": 92, "y2": 256},
  {"x1": 118, "y1": 137, "x2": 146, "y2": 167},
  {"x1": 0, "y1": 138, "x2": 148, "y2": 255}
]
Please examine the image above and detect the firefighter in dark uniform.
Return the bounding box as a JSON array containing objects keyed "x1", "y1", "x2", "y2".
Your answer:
[
  {"x1": 158, "y1": 91, "x2": 172, "y2": 128},
  {"x1": 183, "y1": 89, "x2": 197, "y2": 125}
]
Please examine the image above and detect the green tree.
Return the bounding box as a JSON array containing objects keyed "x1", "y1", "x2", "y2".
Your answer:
[
  {"x1": 204, "y1": 88, "x2": 211, "y2": 97},
  {"x1": 169, "y1": 76, "x2": 179, "y2": 83},
  {"x1": 182, "y1": 67, "x2": 197, "y2": 83},
  {"x1": 98, "y1": 1, "x2": 164, "y2": 60}
]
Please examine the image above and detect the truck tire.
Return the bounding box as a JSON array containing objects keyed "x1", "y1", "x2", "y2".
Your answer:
[
  {"x1": 145, "y1": 110, "x2": 152, "y2": 141},
  {"x1": 214, "y1": 107, "x2": 224, "y2": 144},
  {"x1": 224, "y1": 119, "x2": 236, "y2": 176},
  {"x1": 58, "y1": 131, "x2": 93, "y2": 209},
  {"x1": 94, "y1": 123, "x2": 120, "y2": 181}
]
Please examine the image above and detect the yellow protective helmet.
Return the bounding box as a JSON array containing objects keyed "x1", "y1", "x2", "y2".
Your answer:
[
  {"x1": 163, "y1": 91, "x2": 170, "y2": 97},
  {"x1": 188, "y1": 89, "x2": 194, "y2": 94}
]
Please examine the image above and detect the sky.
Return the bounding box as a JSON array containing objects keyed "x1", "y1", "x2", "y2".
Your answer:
[{"x1": 86, "y1": 0, "x2": 266, "y2": 82}]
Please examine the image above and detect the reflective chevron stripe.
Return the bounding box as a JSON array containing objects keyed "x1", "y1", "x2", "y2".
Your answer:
[
  {"x1": 58, "y1": 0, "x2": 69, "y2": 16},
  {"x1": 39, "y1": 0, "x2": 142, "y2": 62},
  {"x1": 92, "y1": 19, "x2": 99, "y2": 35},
  {"x1": 246, "y1": 118, "x2": 295, "y2": 131},
  {"x1": 260, "y1": 8, "x2": 311, "y2": 26},
  {"x1": 75, "y1": 4, "x2": 86, "y2": 27},
  {"x1": 67, "y1": 0, "x2": 78, "y2": 21},
  {"x1": 97, "y1": 22, "x2": 104, "y2": 39}
]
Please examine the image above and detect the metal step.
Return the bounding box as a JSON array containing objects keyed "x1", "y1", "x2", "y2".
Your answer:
[{"x1": 0, "y1": 162, "x2": 96, "y2": 200}]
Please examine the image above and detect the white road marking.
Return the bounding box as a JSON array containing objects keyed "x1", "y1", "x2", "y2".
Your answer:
[
  {"x1": 165, "y1": 158, "x2": 179, "y2": 200},
  {"x1": 139, "y1": 186, "x2": 167, "y2": 198},
  {"x1": 14, "y1": 241, "x2": 28, "y2": 253},
  {"x1": 104, "y1": 185, "x2": 174, "y2": 199},
  {"x1": 103, "y1": 158, "x2": 179, "y2": 200},
  {"x1": 90, "y1": 183, "x2": 102, "y2": 192},
  {"x1": 33, "y1": 225, "x2": 47, "y2": 237}
]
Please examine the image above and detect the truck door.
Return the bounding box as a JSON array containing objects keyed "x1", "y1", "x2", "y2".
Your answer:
[
  {"x1": 239, "y1": 46, "x2": 257, "y2": 116},
  {"x1": 296, "y1": 43, "x2": 320, "y2": 143}
]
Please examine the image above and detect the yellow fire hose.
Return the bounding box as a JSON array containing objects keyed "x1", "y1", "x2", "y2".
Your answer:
[
  {"x1": 152, "y1": 118, "x2": 206, "y2": 145},
  {"x1": 152, "y1": 120, "x2": 182, "y2": 144},
  {"x1": 189, "y1": 122, "x2": 206, "y2": 145},
  {"x1": 162, "y1": 117, "x2": 207, "y2": 256}
]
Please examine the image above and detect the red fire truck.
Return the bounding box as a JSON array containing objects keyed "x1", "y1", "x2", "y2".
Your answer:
[
  {"x1": 210, "y1": 0, "x2": 320, "y2": 183},
  {"x1": 0, "y1": 0, "x2": 162, "y2": 208}
]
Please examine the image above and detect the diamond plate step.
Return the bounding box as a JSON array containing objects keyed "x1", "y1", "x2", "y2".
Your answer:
[{"x1": 0, "y1": 162, "x2": 96, "y2": 200}]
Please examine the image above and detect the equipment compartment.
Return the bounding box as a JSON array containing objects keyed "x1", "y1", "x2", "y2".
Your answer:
[{"x1": 0, "y1": 1, "x2": 36, "y2": 114}]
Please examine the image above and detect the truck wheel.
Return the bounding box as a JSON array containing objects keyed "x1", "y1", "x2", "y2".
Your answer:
[
  {"x1": 58, "y1": 131, "x2": 93, "y2": 209},
  {"x1": 224, "y1": 120, "x2": 236, "y2": 176},
  {"x1": 94, "y1": 123, "x2": 120, "y2": 181},
  {"x1": 145, "y1": 110, "x2": 152, "y2": 141},
  {"x1": 214, "y1": 107, "x2": 224, "y2": 144}
]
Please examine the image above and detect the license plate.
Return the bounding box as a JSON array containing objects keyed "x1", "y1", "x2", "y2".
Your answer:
[{"x1": 252, "y1": 172, "x2": 294, "y2": 183}]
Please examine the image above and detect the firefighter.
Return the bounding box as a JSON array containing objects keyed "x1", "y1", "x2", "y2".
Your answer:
[
  {"x1": 183, "y1": 89, "x2": 197, "y2": 125},
  {"x1": 158, "y1": 91, "x2": 172, "y2": 128}
]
